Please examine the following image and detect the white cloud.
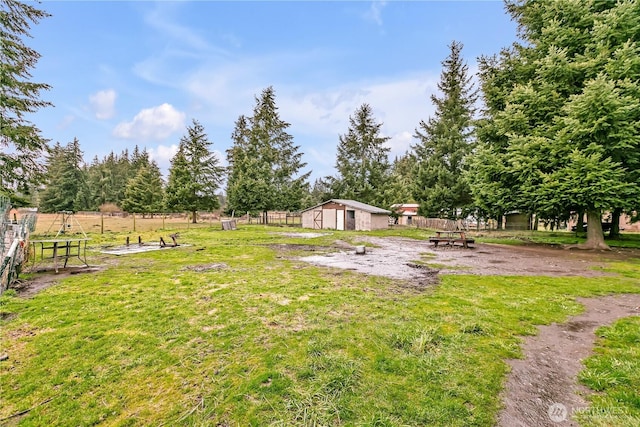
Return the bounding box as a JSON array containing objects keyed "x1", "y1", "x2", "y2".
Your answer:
[
  {"x1": 253, "y1": 72, "x2": 439, "y2": 180},
  {"x1": 144, "y1": 2, "x2": 210, "y2": 51},
  {"x1": 113, "y1": 103, "x2": 186, "y2": 141},
  {"x1": 364, "y1": 1, "x2": 388, "y2": 26},
  {"x1": 278, "y1": 73, "x2": 439, "y2": 152},
  {"x1": 89, "y1": 89, "x2": 117, "y2": 120},
  {"x1": 149, "y1": 143, "x2": 178, "y2": 165},
  {"x1": 147, "y1": 143, "x2": 178, "y2": 177},
  {"x1": 178, "y1": 65, "x2": 439, "y2": 181}
]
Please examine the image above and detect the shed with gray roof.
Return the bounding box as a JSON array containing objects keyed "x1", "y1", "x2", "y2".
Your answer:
[{"x1": 300, "y1": 199, "x2": 390, "y2": 231}]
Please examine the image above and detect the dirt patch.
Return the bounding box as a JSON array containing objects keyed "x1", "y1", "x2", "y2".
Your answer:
[
  {"x1": 269, "y1": 243, "x2": 332, "y2": 254},
  {"x1": 299, "y1": 238, "x2": 440, "y2": 288},
  {"x1": 181, "y1": 263, "x2": 228, "y2": 272},
  {"x1": 275, "y1": 232, "x2": 331, "y2": 239},
  {"x1": 298, "y1": 236, "x2": 634, "y2": 280},
  {"x1": 9, "y1": 266, "x2": 104, "y2": 299},
  {"x1": 498, "y1": 294, "x2": 640, "y2": 426}
]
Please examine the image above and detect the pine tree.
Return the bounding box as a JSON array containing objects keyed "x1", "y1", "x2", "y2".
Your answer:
[
  {"x1": 331, "y1": 103, "x2": 390, "y2": 207},
  {"x1": 226, "y1": 87, "x2": 310, "y2": 219},
  {"x1": 413, "y1": 41, "x2": 477, "y2": 219},
  {"x1": 164, "y1": 119, "x2": 224, "y2": 223},
  {"x1": 0, "y1": 0, "x2": 52, "y2": 204}
]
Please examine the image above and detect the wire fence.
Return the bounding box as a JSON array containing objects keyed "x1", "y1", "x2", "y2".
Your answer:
[
  {"x1": 1, "y1": 198, "x2": 37, "y2": 294},
  {"x1": 245, "y1": 211, "x2": 302, "y2": 226}
]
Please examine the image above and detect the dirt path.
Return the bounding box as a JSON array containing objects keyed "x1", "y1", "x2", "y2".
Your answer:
[{"x1": 498, "y1": 294, "x2": 640, "y2": 426}]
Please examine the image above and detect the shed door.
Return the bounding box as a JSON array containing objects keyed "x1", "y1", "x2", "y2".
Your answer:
[
  {"x1": 346, "y1": 210, "x2": 356, "y2": 230},
  {"x1": 313, "y1": 210, "x2": 322, "y2": 229},
  {"x1": 336, "y1": 210, "x2": 345, "y2": 231}
]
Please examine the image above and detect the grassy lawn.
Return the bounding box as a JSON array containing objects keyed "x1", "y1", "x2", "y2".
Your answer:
[{"x1": 1, "y1": 226, "x2": 639, "y2": 426}]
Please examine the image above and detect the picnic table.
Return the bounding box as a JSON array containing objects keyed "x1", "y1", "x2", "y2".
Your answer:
[
  {"x1": 428, "y1": 230, "x2": 475, "y2": 249},
  {"x1": 29, "y1": 238, "x2": 90, "y2": 273}
]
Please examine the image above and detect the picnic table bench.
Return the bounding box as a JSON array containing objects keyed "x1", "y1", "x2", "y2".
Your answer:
[{"x1": 428, "y1": 230, "x2": 475, "y2": 249}]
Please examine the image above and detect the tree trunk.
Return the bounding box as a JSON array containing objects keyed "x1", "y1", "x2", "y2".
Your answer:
[
  {"x1": 609, "y1": 208, "x2": 621, "y2": 239},
  {"x1": 263, "y1": 210, "x2": 268, "y2": 224},
  {"x1": 576, "y1": 210, "x2": 585, "y2": 232},
  {"x1": 583, "y1": 209, "x2": 610, "y2": 250},
  {"x1": 192, "y1": 210, "x2": 197, "y2": 224}
]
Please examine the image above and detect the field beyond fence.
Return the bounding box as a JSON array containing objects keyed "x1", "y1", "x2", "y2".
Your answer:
[{"x1": 33, "y1": 211, "x2": 301, "y2": 235}]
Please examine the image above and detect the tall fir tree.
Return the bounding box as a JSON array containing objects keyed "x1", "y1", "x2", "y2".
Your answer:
[
  {"x1": 121, "y1": 162, "x2": 164, "y2": 216},
  {"x1": 39, "y1": 138, "x2": 87, "y2": 213},
  {"x1": 226, "y1": 114, "x2": 268, "y2": 215},
  {"x1": 226, "y1": 87, "x2": 310, "y2": 219},
  {"x1": 331, "y1": 103, "x2": 390, "y2": 207},
  {"x1": 413, "y1": 41, "x2": 477, "y2": 220},
  {"x1": 164, "y1": 119, "x2": 224, "y2": 223},
  {"x1": 0, "y1": 0, "x2": 52, "y2": 205}
]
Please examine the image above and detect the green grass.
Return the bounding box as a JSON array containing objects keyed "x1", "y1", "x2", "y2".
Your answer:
[
  {"x1": 577, "y1": 317, "x2": 640, "y2": 426},
  {"x1": 1, "y1": 225, "x2": 639, "y2": 426},
  {"x1": 471, "y1": 230, "x2": 640, "y2": 248}
]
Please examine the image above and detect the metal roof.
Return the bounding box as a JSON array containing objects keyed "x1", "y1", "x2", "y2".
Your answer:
[{"x1": 302, "y1": 199, "x2": 391, "y2": 214}]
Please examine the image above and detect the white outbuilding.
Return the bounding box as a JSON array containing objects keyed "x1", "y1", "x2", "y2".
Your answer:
[{"x1": 301, "y1": 199, "x2": 390, "y2": 231}]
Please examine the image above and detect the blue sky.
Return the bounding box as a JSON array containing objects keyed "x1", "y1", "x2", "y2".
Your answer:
[{"x1": 29, "y1": 1, "x2": 518, "y2": 182}]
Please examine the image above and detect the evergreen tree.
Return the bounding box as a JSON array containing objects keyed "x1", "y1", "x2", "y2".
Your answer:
[
  {"x1": 121, "y1": 162, "x2": 164, "y2": 216},
  {"x1": 331, "y1": 103, "x2": 390, "y2": 207},
  {"x1": 73, "y1": 163, "x2": 92, "y2": 211},
  {"x1": 306, "y1": 177, "x2": 333, "y2": 207},
  {"x1": 384, "y1": 153, "x2": 417, "y2": 207},
  {"x1": 469, "y1": 0, "x2": 640, "y2": 249},
  {"x1": 0, "y1": 0, "x2": 52, "y2": 204},
  {"x1": 85, "y1": 156, "x2": 108, "y2": 210},
  {"x1": 226, "y1": 114, "x2": 267, "y2": 216},
  {"x1": 413, "y1": 41, "x2": 477, "y2": 219},
  {"x1": 39, "y1": 138, "x2": 87, "y2": 213},
  {"x1": 164, "y1": 119, "x2": 224, "y2": 223},
  {"x1": 226, "y1": 87, "x2": 310, "y2": 219}
]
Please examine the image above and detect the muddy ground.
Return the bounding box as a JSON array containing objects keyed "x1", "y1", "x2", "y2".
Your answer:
[
  {"x1": 298, "y1": 235, "x2": 635, "y2": 281},
  {"x1": 498, "y1": 294, "x2": 640, "y2": 426}
]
